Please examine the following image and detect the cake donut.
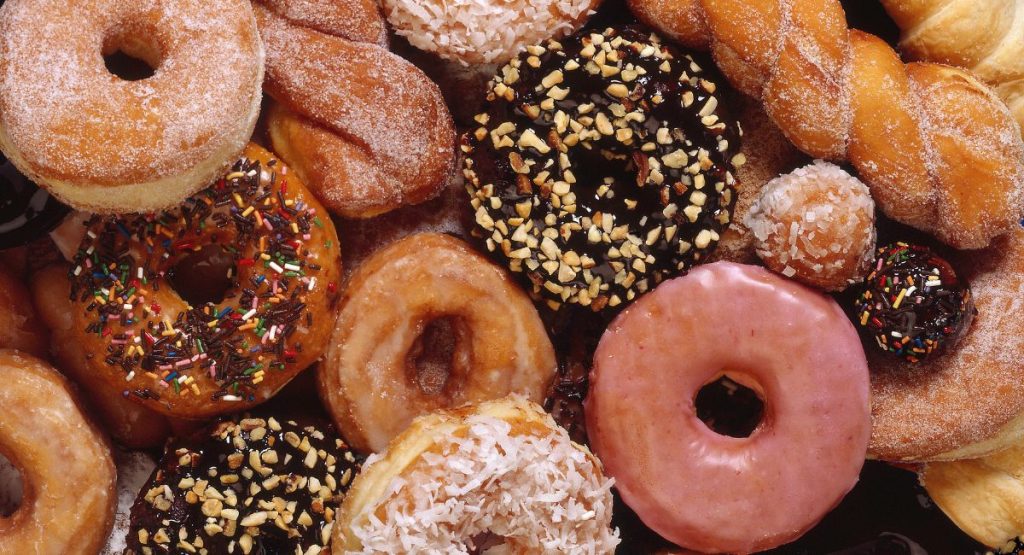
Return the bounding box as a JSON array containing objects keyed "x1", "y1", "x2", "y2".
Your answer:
[
  {"x1": 0, "y1": 350, "x2": 117, "y2": 554},
  {"x1": 65, "y1": 143, "x2": 342, "y2": 418},
  {"x1": 463, "y1": 26, "x2": 744, "y2": 315},
  {"x1": 124, "y1": 414, "x2": 361, "y2": 554},
  {"x1": 586, "y1": 262, "x2": 871, "y2": 553},
  {"x1": 336, "y1": 397, "x2": 620, "y2": 553},
  {"x1": 0, "y1": 0, "x2": 264, "y2": 213},
  {"x1": 318, "y1": 233, "x2": 557, "y2": 453},
  {"x1": 255, "y1": 0, "x2": 387, "y2": 45}
]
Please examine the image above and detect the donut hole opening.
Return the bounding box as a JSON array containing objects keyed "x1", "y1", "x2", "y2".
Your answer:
[
  {"x1": 0, "y1": 452, "x2": 24, "y2": 517},
  {"x1": 102, "y1": 26, "x2": 162, "y2": 81},
  {"x1": 167, "y1": 244, "x2": 236, "y2": 307},
  {"x1": 695, "y1": 375, "x2": 765, "y2": 438},
  {"x1": 406, "y1": 316, "x2": 467, "y2": 396}
]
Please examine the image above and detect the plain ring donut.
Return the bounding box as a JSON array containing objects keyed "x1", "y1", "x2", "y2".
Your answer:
[
  {"x1": 0, "y1": 0, "x2": 264, "y2": 213},
  {"x1": 318, "y1": 232, "x2": 557, "y2": 453},
  {"x1": 0, "y1": 349, "x2": 116, "y2": 554}
]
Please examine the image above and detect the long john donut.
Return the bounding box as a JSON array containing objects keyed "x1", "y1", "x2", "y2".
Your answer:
[{"x1": 628, "y1": 0, "x2": 1024, "y2": 249}]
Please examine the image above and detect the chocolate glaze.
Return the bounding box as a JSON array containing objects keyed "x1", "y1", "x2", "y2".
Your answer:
[{"x1": 0, "y1": 152, "x2": 70, "y2": 250}]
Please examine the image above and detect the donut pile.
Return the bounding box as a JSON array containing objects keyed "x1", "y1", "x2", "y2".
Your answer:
[{"x1": 0, "y1": 0, "x2": 1023, "y2": 553}]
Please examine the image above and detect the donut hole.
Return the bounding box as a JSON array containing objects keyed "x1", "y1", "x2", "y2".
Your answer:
[
  {"x1": 102, "y1": 25, "x2": 163, "y2": 81},
  {"x1": 167, "y1": 244, "x2": 236, "y2": 307},
  {"x1": 694, "y1": 375, "x2": 765, "y2": 438},
  {"x1": 406, "y1": 316, "x2": 467, "y2": 396},
  {"x1": 0, "y1": 452, "x2": 24, "y2": 517}
]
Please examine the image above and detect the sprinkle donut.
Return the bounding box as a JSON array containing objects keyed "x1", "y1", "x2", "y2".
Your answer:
[
  {"x1": 66, "y1": 144, "x2": 342, "y2": 418},
  {"x1": 319, "y1": 232, "x2": 556, "y2": 453},
  {"x1": 0, "y1": 0, "x2": 264, "y2": 213},
  {"x1": 586, "y1": 262, "x2": 871, "y2": 553},
  {"x1": 336, "y1": 397, "x2": 620, "y2": 553},
  {"x1": 463, "y1": 26, "x2": 744, "y2": 314},
  {"x1": 0, "y1": 350, "x2": 117, "y2": 554}
]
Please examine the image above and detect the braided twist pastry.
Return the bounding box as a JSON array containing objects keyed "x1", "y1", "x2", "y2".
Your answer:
[
  {"x1": 882, "y1": 0, "x2": 1024, "y2": 130},
  {"x1": 629, "y1": 0, "x2": 1024, "y2": 249}
]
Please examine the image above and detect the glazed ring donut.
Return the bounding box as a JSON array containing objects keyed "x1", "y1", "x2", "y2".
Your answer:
[
  {"x1": 318, "y1": 232, "x2": 557, "y2": 453},
  {"x1": 0, "y1": 350, "x2": 117, "y2": 554},
  {"x1": 586, "y1": 262, "x2": 871, "y2": 553},
  {"x1": 66, "y1": 143, "x2": 342, "y2": 418},
  {"x1": 0, "y1": 0, "x2": 264, "y2": 213},
  {"x1": 336, "y1": 397, "x2": 620, "y2": 552}
]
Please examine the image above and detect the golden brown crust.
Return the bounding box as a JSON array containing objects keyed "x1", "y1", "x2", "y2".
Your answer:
[
  {"x1": 0, "y1": 349, "x2": 116, "y2": 554},
  {"x1": 626, "y1": 0, "x2": 1024, "y2": 249},
  {"x1": 256, "y1": 0, "x2": 388, "y2": 45},
  {"x1": 255, "y1": 4, "x2": 456, "y2": 219},
  {"x1": 0, "y1": 266, "x2": 48, "y2": 359}
]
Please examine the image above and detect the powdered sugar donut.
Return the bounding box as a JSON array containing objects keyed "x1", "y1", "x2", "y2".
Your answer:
[{"x1": 382, "y1": 0, "x2": 600, "y2": 65}]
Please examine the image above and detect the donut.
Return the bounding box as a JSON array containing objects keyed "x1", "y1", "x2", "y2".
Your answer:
[
  {"x1": 31, "y1": 264, "x2": 171, "y2": 449},
  {"x1": 868, "y1": 228, "x2": 1024, "y2": 461},
  {"x1": 853, "y1": 242, "x2": 975, "y2": 363},
  {"x1": 255, "y1": 0, "x2": 388, "y2": 45},
  {"x1": 335, "y1": 396, "x2": 620, "y2": 552},
  {"x1": 0, "y1": 265, "x2": 48, "y2": 359},
  {"x1": 0, "y1": 0, "x2": 264, "y2": 213},
  {"x1": 744, "y1": 161, "x2": 877, "y2": 291},
  {"x1": 0, "y1": 350, "x2": 117, "y2": 554},
  {"x1": 585, "y1": 262, "x2": 871, "y2": 553},
  {"x1": 64, "y1": 143, "x2": 342, "y2": 418},
  {"x1": 104, "y1": 450, "x2": 158, "y2": 555},
  {"x1": 381, "y1": 0, "x2": 599, "y2": 65},
  {"x1": 0, "y1": 152, "x2": 69, "y2": 250},
  {"x1": 124, "y1": 414, "x2": 361, "y2": 554},
  {"x1": 318, "y1": 232, "x2": 557, "y2": 452},
  {"x1": 462, "y1": 26, "x2": 745, "y2": 315}
]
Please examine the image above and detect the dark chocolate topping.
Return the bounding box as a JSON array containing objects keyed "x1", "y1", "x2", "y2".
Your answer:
[
  {"x1": 125, "y1": 415, "x2": 362, "y2": 555},
  {"x1": 852, "y1": 242, "x2": 975, "y2": 363},
  {"x1": 0, "y1": 152, "x2": 70, "y2": 249},
  {"x1": 462, "y1": 25, "x2": 742, "y2": 314}
]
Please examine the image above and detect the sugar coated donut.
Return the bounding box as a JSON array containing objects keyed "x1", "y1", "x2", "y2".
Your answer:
[
  {"x1": 745, "y1": 160, "x2": 876, "y2": 291},
  {"x1": 336, "y1": 396, "x2": 620, "y2": 553},
  {"x1": 586, "y1": 262, "x2": 871, "y2": 553},
  {"x1": 319, "y1": 232, "x2": 556, "y2": 452},
  {"x1": 463, "y1": 26, "x2": 744, "y2": 315},
  {"x1": 124, "y1": 414, "x2": 361, "y2": 554},
  {"x1": 0, "y1": 350, "x2": 117, "y2": 554},
  {"x1": 0, "y1": 0, "x2": 264, "y2": 213},
  {"x1": 65, "y1": 144, "x2": 341, "y2": 418},
  {"x1": 382, "y1": 0, "x2": 598, "y2": 65}
]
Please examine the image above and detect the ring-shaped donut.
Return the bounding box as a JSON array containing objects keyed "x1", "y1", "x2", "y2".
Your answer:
[
  {"x1": 0, "y1": 0, "x2": 264, "y2": 213},
  {"x1": 0, "y1": 350, "x2": 116, "y2": 554},
  {"x1": 318, "y1": 233, "x2": 557, "y2": 452},
  {"x1": 585, "y1": 261, "x2": 871, "y2": 553}
]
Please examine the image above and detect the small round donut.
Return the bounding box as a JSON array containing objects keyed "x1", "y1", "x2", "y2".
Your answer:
[
  {"x1": 0, "y1": 349, "x2": 117, "y2": 554},
  {"x1": 318, "y1": 232, "x2": 556, "y2": 452},
  {"x1": 0, "y1": 152, "x2": 69, "y2": 250},
  {"x1": 744, "y1": 160, "x2": 877, "y2": 291},
  {"x1": 336, "y1": 396, "x2": 620, "y2": 552},
  {"x1": 0, "y1": 265, "x2": 48, "y2": 359},
  {"x1": 585, "y1": 262, "x2": 871, "y2": 553},
  {"x1": 65, "y1": 144, "x2": 342, "y2": 418},
  {"x1": 463, "y1": 26, "x2": 744, "y2": 315},
  {"x1": 382, "y1": 0, "x2": 598, "y2": 65},
  {"x1": 125, "y1": 414, "x2": 361, "y2": 554},
  {"x1": 0, "y1": 0, "x2": 264, "y2": 213}
]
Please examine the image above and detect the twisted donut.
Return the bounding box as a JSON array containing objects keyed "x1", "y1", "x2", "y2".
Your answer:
[{"x1": 627, "y1": 0, "x2": 1024, "y2": 249}]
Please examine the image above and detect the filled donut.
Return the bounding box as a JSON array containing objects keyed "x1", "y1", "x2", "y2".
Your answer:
[
  {"x1": 463, "y1": 26, "x2": 744, "y2": 314},
  {"x1": 318, "y1": 232, "x2": 556, "y2": 452},
  {"x1": 0, "y1": 350, "x2": 117, "y2": 554},
  {"x1": 0, "y1": 0, "x2": 264, "y2": 213},
  {"x1": 586, "y1": 262, "x2": 871, "y2": 553},
  {"x1": 65, "y1": 143, "x2": 342, "y2": 418},
  {"x1": 336, "y1": 396, "x2": 620, "y2": 553}
]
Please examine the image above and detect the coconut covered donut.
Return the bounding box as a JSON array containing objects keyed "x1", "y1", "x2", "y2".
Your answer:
[
  {"x1": 319, "y1": 233, "x2": 557, "y2": 453},
  {"x1": 0, "y1": 350, "x2": 117, "y2": 554},
  {"x1": 64, "y1": 144, "x2": 342, "y2": 418},
  {"x1": 335, "y1": 397, "x2": 620, "y2": 553},
  {"x1": 0, "y1": 0, "x2": 264, "y2": 213}
]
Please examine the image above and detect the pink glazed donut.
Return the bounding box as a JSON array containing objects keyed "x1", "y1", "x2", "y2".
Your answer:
[{"x1": 585, "y1": 261, "x2": 871, "y2": 553}]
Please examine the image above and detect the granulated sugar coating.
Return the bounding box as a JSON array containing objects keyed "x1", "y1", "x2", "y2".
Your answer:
[{"x1": 257, "y1": 0, "x2": 388, "y2": 44}]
